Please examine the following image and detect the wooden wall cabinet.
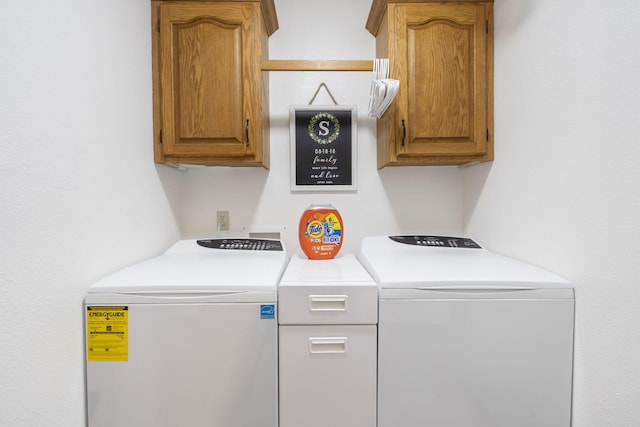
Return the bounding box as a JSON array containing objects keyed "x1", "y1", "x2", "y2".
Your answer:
[
  {"x1": 152, "y1": 0, "x2": 278, "y2": 167},
  {"x1": 367, "y1": 0, "x2": 494, "y2": 167}
]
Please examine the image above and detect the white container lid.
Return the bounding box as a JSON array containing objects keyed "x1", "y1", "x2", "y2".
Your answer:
[{"x1": 280, "y1": 254, "x2": 374, "y2": 284}]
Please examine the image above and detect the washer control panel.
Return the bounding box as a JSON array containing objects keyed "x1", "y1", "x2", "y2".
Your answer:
[
  {"x1": 389, "y1": 235, "x2": 481, "y2": 249},
  {"x1": 197, "y1": 238, "x2": 284, "y2": 251}
]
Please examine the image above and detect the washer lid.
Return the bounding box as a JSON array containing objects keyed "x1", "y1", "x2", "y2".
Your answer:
[
  {"x1": 88, "y1": 239, "x2": 288, "y2": 294},
  {"x1": 358, "y1": 235, "x2": 572, "y2": 289}
]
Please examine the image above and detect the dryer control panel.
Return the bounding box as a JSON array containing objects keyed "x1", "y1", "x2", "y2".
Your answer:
[
  {"x1": 389, "y1": 235, "x2": 481, "y2": 249},
  {"x1": 197, "y1": 238, "x2": 284, "y2": 251}
]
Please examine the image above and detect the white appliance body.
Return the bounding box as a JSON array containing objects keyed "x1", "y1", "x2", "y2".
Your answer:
[
  {"x1": 84, "y1": 239, "x2": 288, "y2": 427},
  {"x1": 358, "y1": 235, "x2": 575, "y2": 427},
  {"x1": 278, "y1": 254, "x2": 378, "y2": 427}
]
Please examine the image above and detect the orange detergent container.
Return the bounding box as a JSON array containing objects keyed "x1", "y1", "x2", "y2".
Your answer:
[{"x1": 298, "y1": 204, "x2": 344, "y2": 260}]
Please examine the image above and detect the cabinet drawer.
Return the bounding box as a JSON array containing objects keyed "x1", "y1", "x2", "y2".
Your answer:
[{"x1": 278, "y1": 283, "x2": 378, "y2": 325}]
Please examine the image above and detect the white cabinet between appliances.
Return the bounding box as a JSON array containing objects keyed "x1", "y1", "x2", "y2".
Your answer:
[{"x1": 278, "y1": 254, "x2": 378, "y2": 427}]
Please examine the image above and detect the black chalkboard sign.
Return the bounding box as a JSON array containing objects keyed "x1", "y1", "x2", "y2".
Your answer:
[{"x1": 290, "y1": 106, "x2": 357, "y2": 191}]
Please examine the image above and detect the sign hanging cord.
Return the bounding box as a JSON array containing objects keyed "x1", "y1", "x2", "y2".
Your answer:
[{"x1": 308, "y1": 82, "x2": 339, "y2": 105}]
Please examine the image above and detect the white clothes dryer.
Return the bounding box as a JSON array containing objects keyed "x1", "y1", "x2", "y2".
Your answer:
[
  {"x1": 84, "y1": 238, "x2": 288, "y2": 427},
  {"x1": 358, "y1": 235, "x2": 575, "y2": 427}
]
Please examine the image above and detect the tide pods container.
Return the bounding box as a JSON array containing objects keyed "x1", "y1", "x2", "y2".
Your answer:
[{"x1": 298, "y1": 204, "x2": 343, "y2": 260}]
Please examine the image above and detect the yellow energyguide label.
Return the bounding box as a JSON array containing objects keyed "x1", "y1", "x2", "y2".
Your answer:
[{"x1": 86, "y1": 306, "x2": 128, "y2": 362}]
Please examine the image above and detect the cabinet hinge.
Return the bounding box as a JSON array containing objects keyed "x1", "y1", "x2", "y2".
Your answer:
[{"x1": 159, "y1": 129, "x2": 163, "y2": 144}]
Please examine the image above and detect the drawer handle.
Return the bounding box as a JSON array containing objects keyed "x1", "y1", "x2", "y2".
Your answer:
[
  {"x1": 308, "y1": 337, "x2": 348, "y2": 354},
  {"x1": 309, "y1": 295, "x2": 348, "y2": 312}
]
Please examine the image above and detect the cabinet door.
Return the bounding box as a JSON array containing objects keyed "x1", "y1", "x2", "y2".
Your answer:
[
  {"x1": 393, "y1": 3, "x2": 491, "y2": 161},
  {"x1": 157, "y1": 2, "x2": 265, "y2": 165},
  {"x1": 279, "y1": 325, "x2": 377, "y2": 427}
]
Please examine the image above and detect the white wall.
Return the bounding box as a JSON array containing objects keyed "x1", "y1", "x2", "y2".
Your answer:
[
  {"x1": 0, "y1": 1, "x2": 182, "y2": 425},
  {"x1": 2, "y1": 0, "x2": 640, "y2": 425},
  {"x1": 180, "y1": 0, "x2": 465, "y2": 254},
  {"x1": 463, "y1": 0, "x2": 640, "y2": 425}
]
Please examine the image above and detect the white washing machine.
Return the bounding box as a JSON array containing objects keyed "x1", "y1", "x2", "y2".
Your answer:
[
  {"x1": 84, "y1": 238, "x2": 288, "y2": 427},
  {"x1": 358, "y1": 235, "x2": 575, "y2": 427},
  {"x1": 278, "y1": 254, "x2": 378, "y2": 427}
]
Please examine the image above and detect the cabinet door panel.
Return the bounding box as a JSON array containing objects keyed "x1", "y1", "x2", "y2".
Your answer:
[
  {"x1": 409, "y1": 19, "x2": 472, "y2": 140},
  {"x1": 396, "y1": 4, "x2": 488, "y2": 158},
  {"x1": 176, "y1": 18, "x2": 242, "y2": 143},
  {"x1": 159, "y1": 3, "x2": 261, "y2": 160}
]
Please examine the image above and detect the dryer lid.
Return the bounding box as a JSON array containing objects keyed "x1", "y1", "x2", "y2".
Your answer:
[{"x1": 358, "y1": 235, "x2": 572, "y2": 289}]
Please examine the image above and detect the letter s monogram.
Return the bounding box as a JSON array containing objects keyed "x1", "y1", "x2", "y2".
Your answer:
[{"x1": 318, "y1": 120, "x2": 330, "y2": 136}]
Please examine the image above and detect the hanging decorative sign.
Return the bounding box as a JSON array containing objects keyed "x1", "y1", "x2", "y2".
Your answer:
[{"x1": 290, "y1": 105, "x2": 357, "y2": 192}]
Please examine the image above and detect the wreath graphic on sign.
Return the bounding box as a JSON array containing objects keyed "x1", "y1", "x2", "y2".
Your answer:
[{"x1": 308, "y1": 112, "x2": 340, "y2": 144}]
